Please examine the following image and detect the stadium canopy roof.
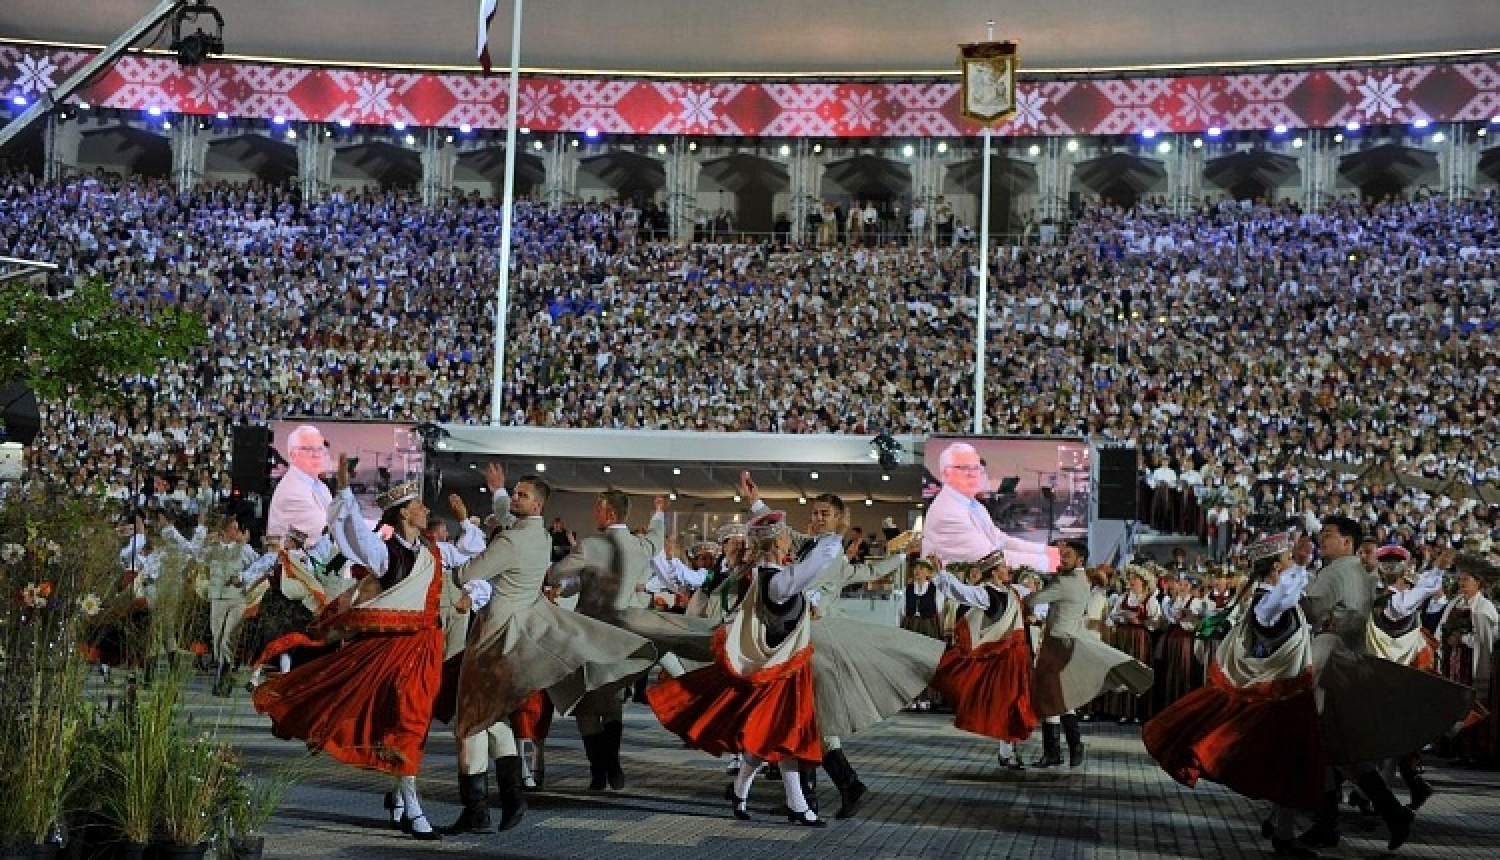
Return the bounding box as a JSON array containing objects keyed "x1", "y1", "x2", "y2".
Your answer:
[{"x1": 5, "y1": 0, "x2": 1498, "y2": 76}]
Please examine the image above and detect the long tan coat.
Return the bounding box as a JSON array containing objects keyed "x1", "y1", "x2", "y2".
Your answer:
[
  {"x1": 451, "y1": 517, "x2": 656, "y2": 738},
  {"x1": 549, "y1": 521, "x2": 718, "y2": 662},
  {"x1": 1026, "y1": 567, "x2": 1154, "y2": 717},
  {"x1": 1301, "y1": 555, "x2": 1472, "y2": 764}
]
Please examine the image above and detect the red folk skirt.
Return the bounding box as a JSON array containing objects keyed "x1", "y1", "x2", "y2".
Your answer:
[
  {"x1": 252, "y1": 627, "x2": 446, "y2": 776},
  {"x1": 1143, "y1": 662, "x2": 1325, "y2": 810},
  {"x1": 647, "y1": 628, "x2": 822, "y2": 764},
  {"x1": 511, "y1": 689, "x2": 555, "y2": 742},
  {"x1": 932, "y1": 628, "x2": 1037, "y2": 742}
]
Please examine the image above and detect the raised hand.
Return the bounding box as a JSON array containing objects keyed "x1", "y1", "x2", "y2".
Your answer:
[
  {"x1": 448, "y1": 493, "x2": 468, "y2": 520},
  {"x1": 482, "y1": 462, "x2": 506, "y2": 493},
  {"x1": 738, "y1": 471, "x2": 759, "y2": 505}
]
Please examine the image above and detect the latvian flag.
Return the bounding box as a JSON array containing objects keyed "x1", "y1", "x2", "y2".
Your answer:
[{"x1": 477, "y1": 0, "x2": 499, "y2": 72}]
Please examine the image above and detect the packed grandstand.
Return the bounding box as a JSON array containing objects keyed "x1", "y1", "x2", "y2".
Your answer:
[{"x1": 0, "y1": 171, "x2": 1496, "y2": 552}]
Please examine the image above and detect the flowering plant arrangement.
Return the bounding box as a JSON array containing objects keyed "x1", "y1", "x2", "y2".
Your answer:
[{"x1": 0, "y1": 491, "x2": 127, "y2": 847}]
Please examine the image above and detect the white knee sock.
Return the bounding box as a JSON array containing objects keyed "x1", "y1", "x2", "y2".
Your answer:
[
  {"x1": 399, "y1": 775, "x2": 432, "y2": 833},
  {"x1": 782, "y1": 763, "x2": 815, "y2": 817},
  {"x1": 733, "y1": 754, "x2": 765, "y2": 800},
  {"x1": 388, "y1": 778, "x2": 405, "y2": 822}
]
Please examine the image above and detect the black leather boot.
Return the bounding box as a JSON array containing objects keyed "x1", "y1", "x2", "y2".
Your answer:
[
  {"x1": 494, "y1": 756, "x2": 528, "y2": 832},
  {"x1": 604, "y1": 721, "x2": 626, "y2": 790},
  {"x1": 1061, "y1": 714, "x2": 1086, "y2": 767},
  {"x1": 1032, "y1": 723, "x2": 1063, "y2": 768},
  {"x1": 445, "y1": 773, "x2": 494, "y2": 834},
  {"x1": 821, "y1": 748, "x2": 867, "y2": 820},
  {"x1": 1356, "y1": 772, "x2": 1414, "y2": 851},
  {"x1": 1398, "y1": 755, "x2": 1433, "y2": 810},
  {"x1": 1297, "y1": 788, "x2": 1341, "y2": 850},
  {"x1": 581, "y1": 731, "x2": 608, "y2": 791}
]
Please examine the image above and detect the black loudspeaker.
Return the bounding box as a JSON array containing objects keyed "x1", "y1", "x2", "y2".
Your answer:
[
  {"x1": 1096, "y1": 445, "x2": 1139, "y2": 521},
  {"x1": 1068, "y1": 191, "x2": 1083, "y2": 218},
  {"x1": 231, "y1": 425, "x2": 271, "y2": 495}
]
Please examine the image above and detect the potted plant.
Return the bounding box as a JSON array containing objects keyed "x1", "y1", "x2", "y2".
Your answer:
[
  {"x1": 0, "y1": 501, "x2": 120, "y2": 857},
  {"x1": 99, "y1": 657, "x2": 187, "y2": 859},
  {"x1": 218, "y1": 757, "x2": 309, "y2": 860},
  {"x1": 158, "y1": 731, "x2": 232, "y2": 860}
]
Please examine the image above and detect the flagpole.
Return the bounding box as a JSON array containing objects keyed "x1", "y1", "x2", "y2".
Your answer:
[
  {"x1": 490, "y1": 0, "x2": 524, "y2": 425},
  {"x1": 972, "y1": 19, "x2": 995, "y2": 436}
]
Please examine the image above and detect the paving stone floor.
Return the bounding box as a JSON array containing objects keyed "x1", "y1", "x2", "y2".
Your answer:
[{"x1": 155, "y1": 676, "x2": 1500, "y2": 860}]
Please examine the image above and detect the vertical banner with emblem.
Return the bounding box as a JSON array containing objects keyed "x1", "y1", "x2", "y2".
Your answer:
[{"x1": 958, "y1": 41, "x2": 1019, "y2": 125}]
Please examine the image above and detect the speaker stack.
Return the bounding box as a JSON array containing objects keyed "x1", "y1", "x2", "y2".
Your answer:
[
  {"x1": 230, "y1": 425, "x2": 272, "y2": 495},
  {"x1": 1095, "y1": 443, "x2": 1139, "y2": 521}
]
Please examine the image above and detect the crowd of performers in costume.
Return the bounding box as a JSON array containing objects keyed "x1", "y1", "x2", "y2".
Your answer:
[{"x1": 91, "y1": 462, "x2": 1500, "y2": 852}]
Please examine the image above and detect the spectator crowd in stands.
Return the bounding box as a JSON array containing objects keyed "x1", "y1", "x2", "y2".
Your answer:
[{"x1": 2, "y1": 169, "x2": 1499, "y2": 560}]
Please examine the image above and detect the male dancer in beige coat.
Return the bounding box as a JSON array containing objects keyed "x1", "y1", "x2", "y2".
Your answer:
[
  {"x1": 1296, "y1": 516, "x2": 1471, "y2": 853},
  {"x1": 1025, "y1": 539, "x2": 1153, "y2": 767},
  {"x1": 448, "y1": 468, "x2": 655, "y2": 831},
  {"x1": 548, "y1": 491, "x2": 716, "y2": 790}
]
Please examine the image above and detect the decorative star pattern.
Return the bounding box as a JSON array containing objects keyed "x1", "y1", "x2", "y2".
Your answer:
[{"x1": 1, "y1": 43, "x2": 1495, "y2": 138}]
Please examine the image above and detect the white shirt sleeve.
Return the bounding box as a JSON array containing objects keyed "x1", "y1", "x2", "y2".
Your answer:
[
  {"x1": 329, "y1": 486, "x2": 390, "y2": 575},
  {"x1": 1254, "y1": 566, "x2": 1309, "y2": 627},
  {"x1": 1385, "y1": 570, "x2": 1444, "y2": 620},
  {"x1": 242, "y1": 551, "x2": 280, "y2": 585},
  {"x1": 767, "y1": 534, "x2": 842, "y2": 603},
  {"x1": 454, "y1": 520, "x2": 487, "y2": 557},
  {"x1": 933, "y1": 570, "x2": 992, "y2": 609}
]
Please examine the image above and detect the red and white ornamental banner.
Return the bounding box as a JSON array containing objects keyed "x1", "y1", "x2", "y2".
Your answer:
[{"x1": 3, "y1": 42, "x2": 1498, "y2": 138}]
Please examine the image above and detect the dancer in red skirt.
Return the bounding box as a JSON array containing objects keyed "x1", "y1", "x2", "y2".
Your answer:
[
  {"x1": 648, "y1": 510, "x2": 842, "y2": 827},
  {"x1": 253, "y1": 459, "x2": 454, "y2": 842},
  {"x1": 930, "y1": 557, "x2": 1038, "y2": 747},
  {"x1": 1144, "y1": 534, "x2": 1324, "y2": 858}
]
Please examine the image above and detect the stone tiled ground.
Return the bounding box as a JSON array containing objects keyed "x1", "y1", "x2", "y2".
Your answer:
[{"x1": 176, "y1": 678, "x2": 1500, "y2": 860}]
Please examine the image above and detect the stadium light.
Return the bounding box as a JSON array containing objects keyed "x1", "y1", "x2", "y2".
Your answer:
[
  {"x1": 147, "y1": 106, "x2": 162, "y2": 116},
  {"x1": 1028, "y1": 144, "x2": 1041, "y2": 156},
  {"x1": 1140, "y1": 128, "x2": 1157, "y2": 140},
  {"x1": 1157, "y1": 141, "x2": 1171, "y2": 154},
  {"x1": 1431, "y1": 131, "x2": 1446, "y2": 143},
  {"x1": 338, "y1": 118, "x2": 352, "y2": 128},
  {"x1": 10, "y1": 95, "x2": 26, "y2": 107},
  {"x1": 1206, "y1": 127, "x2": 1222, "y2": 138},
  {"x1": 1412, "y1": 119, "x2": 1429, "y2": 130},
  {"x1": 1066, "y1": 140, "x2": 1079, "y2": 152},
  {"x1": 532, "y1": 140, "x2": 543, "y2": 150},
  {"x1": 459, "y1": 123, "x2": 472, "y2": 134},
  {"x1": 393, "y1": 120, "x2": 406, "y2": 131},
  {"x1": 215, "y1": 110, "x2": 228, "y2": 120},
  {"x1": 1345, "y1": 121, "x2": 1360, "y2": 132},
  {"x1": 1292, "y1": 137, "x2": 1304, "y2": 148},
  {"x1": 901, "y1": 144, "x2": 915, "y2": 157},
  {"x1": 936, "y1": 141, "x2": 948, "y2": 153},
  {"x1": 1273, "y1": 124, "x2": 1287, "y2": 135},
  {"x1": 584, "y1": 127, "x2": 599, "y2": 139},
  {"x1": 272, "y1": 115, "x2": 285, "y2": 125},
  {"x1": 1191, "y1": 138, "x2": 1203, "y2": 149}
]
